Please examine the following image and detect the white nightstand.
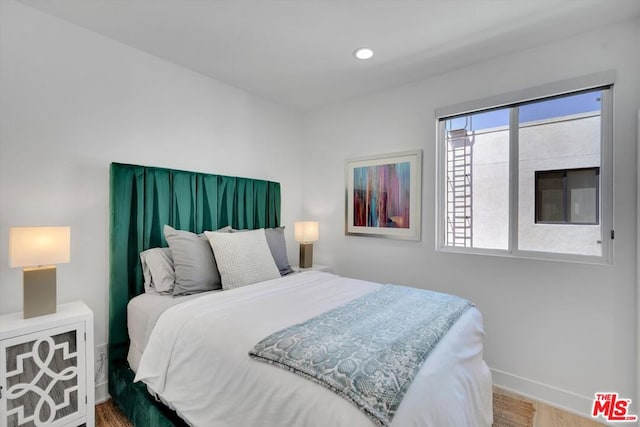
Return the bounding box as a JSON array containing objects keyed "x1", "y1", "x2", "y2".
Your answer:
[
  {"x1": 293, "y1": 264, "x2": 333, "y2": 273},
  {"x1": 0, "y1": 301, "x2": 95, "y2": 427}
]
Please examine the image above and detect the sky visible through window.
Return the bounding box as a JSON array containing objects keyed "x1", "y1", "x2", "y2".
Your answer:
[{"x1": 446, "y1": 90, "x2": 601, "y2": 132}]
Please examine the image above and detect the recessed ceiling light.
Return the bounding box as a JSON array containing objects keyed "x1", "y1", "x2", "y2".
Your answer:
[{"x1": 353, "y1": 47, "x2": 374, "y2": 60}]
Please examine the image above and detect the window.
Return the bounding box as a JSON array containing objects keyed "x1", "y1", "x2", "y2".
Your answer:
[
  {"x1": 535, "y1": 168, "x2": 599, "y2": 225},
  {"x1": 436, "y1": 73, "x2": 613, "y2": 263}
]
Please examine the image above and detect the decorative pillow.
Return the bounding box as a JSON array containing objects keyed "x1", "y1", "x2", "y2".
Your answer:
[
  {"x1": 264, "y1": 227, "x2": 293, "y2": 276},
  {"x1": 204, "y1": 229, "x2": 281, "y2": 290},
  {"x1": 164, "y1": 225, "x2": 222, "y2": 296},
  {"x1": 140, "y1": 247, "x2": 175, "y2": 294}
]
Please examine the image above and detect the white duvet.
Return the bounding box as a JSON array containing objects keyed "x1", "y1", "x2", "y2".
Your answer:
[{"x1": 135, "y1": 271, "x2": 493, "y2": 426}]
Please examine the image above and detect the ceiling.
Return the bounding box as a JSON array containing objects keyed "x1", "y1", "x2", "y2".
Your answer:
[{"x1": 20, "y1": 0, "x2": 640, "y2": 112}]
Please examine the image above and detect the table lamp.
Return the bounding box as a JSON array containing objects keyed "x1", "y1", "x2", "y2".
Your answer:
[
  {"x1": 9, "y1": 226, "x2": 71, "y2": 318},
  {"x1": 294, "y1": 221, "x2": 319, "y2": 269}
]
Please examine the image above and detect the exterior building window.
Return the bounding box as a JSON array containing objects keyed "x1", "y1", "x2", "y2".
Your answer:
[
  {"x1": 436, "y1": 74, "x2": 613, "y2": 263},
  {"x1": 535, "y1": 168, "x2": 599, "y2": 225}
]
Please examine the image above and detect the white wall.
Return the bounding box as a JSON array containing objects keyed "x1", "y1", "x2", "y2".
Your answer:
[
  {"x1": 0, "y1": 0, "x2": 303, "y2": 400},
  {"x1": 303, "y1": 19, "x2": 640, "y2": 417},
  {"x1": 2, "y1": 0, "x2": 638, "y2": 418},
  {"x1": 637, "y1": 107, "x2": 640, "y2": 424}
]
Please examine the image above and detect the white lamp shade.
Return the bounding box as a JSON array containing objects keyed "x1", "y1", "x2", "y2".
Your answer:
[
  {"x1": 9, "y1": 226, "x2": 71, "y2": 268},
  {"x1": 294, "y1": 221, "x2": 319, "y2": 243}
]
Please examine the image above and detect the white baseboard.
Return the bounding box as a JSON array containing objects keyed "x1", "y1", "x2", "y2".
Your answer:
[
  {"x1": 491, "y1": 367, "x2": 595, "y2": 420},
  {"x1": 95, "y1": 382, "x2": 110, "y2": 405}
]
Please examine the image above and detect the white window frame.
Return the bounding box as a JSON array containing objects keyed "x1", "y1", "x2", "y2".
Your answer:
[{"x1": 435, "y1": 71, "x2": 614, "y2": 264}]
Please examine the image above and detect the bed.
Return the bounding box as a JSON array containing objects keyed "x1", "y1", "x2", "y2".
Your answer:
[{"x1": 108, "y1": 163, "x2": 493, "y2": 426}]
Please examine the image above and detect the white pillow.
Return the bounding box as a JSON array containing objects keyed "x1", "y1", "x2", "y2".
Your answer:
[
  {"x1": 140, "y1": 247, "x2": 175, "y2": 294},
  {"x1": 204, "y1": 229, "x2": 280, "y2": 290}
]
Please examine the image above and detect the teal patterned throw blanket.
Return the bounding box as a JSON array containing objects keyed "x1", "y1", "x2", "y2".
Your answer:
[{"x1": 249, "y1": 285, "x2": 472, "y2": 426}]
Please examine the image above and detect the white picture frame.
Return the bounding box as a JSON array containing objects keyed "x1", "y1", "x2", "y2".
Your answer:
[{"x1": 345, "y1": 150, "x2": 422, "y2": 241}]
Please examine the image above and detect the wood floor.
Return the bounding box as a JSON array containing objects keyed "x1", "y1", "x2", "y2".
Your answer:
[
  {"x1": 95, "y1": 400, "x2": 132, "y2": 427},
  {"x1": 96, "y1": 388, "x2": 606, "y2": 426},
  {"x1": 493, "y1": 387, "x2": 605, "y2": 427}
]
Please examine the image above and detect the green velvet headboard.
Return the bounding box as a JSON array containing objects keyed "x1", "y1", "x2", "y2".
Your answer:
[{"x1": 108, "y1": 162, "x2": 281, "y2": 364}]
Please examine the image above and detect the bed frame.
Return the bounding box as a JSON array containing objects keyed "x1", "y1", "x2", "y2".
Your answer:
[{"x1": 108, "y1": 162, "x2": 281, "y2": 425}]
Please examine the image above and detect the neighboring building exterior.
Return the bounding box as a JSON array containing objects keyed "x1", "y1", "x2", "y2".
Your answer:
[{"x1": 448, "y1": 112, "x2": 601, "y2": 256}]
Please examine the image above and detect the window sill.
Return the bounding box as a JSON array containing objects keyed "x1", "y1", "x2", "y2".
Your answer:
[{"x1": 437, "y1": 245, "x2": 612, "y2": 266}]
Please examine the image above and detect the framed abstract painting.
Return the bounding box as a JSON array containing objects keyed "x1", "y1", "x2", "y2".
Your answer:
[{"x1": 345, "y1": 150, "x2": 422, "y2": 240}]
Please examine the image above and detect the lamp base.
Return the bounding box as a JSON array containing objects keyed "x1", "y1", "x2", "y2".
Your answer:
[
  {"x1": 299, "y1": 243, "x2": 314, "y2": 269},
  {"x1": 23, "y1": 266, "x2": 57, "y2": 319}
]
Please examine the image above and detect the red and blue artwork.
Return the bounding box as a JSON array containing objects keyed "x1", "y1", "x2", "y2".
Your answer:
[{"x1": 353, "y1": 162, "x2": 410, "y2": 228}]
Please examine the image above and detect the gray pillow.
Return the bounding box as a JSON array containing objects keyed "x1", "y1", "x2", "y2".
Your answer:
[
  {"x1": 264, "y1": 227, "x2": 293, "y2": 276},
  {"x1": 164, "y1": 225, "x2": 222, "y2": 295},
  {"x1": 140, "y1": 247, "x2": 175, "y2": 294}
]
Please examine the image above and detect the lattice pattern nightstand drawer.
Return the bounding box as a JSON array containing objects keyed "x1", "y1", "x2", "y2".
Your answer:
[{"x1": 0, "y1": 302, "x2": 94, "y2": 427}]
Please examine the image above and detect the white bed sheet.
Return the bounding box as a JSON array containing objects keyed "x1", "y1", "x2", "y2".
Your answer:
[{"x1": 135, "y1": 271, "x2": 493, "y2": 426}]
